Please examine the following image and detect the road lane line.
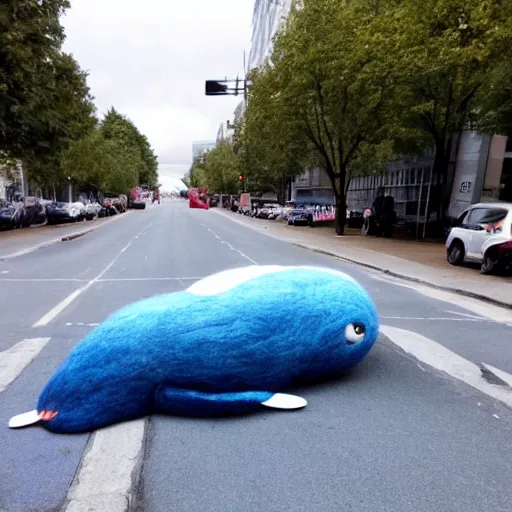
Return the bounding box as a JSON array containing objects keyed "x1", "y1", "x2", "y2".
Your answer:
[
  {"x1": 380, "y1": 325, "x2": 512, "y2": 409},
  {"x1": 445, "y1": 310, "x2": 486, "y2": 320},
  {"x1": 32, "y1": 224, "x2": 153, "y2": 328},
  {"x1": 97, "y1": 276, "x2": 203, "y2": 282},
  {"x1": 371, "y1": 274, "x2": 512, "y2": 325},
  {"x1": 381, "y1": 316, "x2": 488, "y2": 322},
  {"x1": 63, "y1": 419, "x2": 146, "y2": 512},
  {"x1": 0, "y1": 338, "x2": 51, "y2": 393},
  {"x1": 0, "y1": 278, "x2": 88, "y2": 282}
]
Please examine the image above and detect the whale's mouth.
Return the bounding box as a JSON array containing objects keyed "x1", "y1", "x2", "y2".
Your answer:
[{"x1": 38, "y1": 410, "x2": 59, "y2": 421}]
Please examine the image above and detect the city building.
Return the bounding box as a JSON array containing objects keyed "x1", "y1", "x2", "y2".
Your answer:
[
  {"x1": 216, "y1": 121, "x2": 235, "y2": 143},
  {"x1": 248, "y1": 0, "x2": 292, "y2": 71},
  {"x1": 192, "y1": 141, "x2": 216, "y2": 160}
]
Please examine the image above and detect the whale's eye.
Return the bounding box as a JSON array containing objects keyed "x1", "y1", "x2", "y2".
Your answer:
[{"x1": 345, "y1": 323, "x2": 365, "y2": 344}]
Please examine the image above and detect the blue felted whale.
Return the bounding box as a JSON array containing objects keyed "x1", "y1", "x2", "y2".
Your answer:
[{"x1": 9, "y1": 265, "x2": 379, "y2": 433}]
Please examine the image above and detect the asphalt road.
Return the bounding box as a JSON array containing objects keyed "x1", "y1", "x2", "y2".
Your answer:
[{"x1": 0, "y1": 200, "x2": 511, "y2": 512}]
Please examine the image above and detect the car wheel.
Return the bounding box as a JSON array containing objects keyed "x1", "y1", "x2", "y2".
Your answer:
[
  {"x1": 481, "y1": 253, "x2": 498, "y2": 275},
  {"x1": 447, "y1": 241, "x2": 464, "y2": 266}
]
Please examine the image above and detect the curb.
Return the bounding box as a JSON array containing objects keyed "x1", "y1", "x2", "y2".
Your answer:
[
  {"x1": 294, "y1": 243, "x2": 512, "y2": 311},
  {"x1": 0, "y1": 212, "x2": 132, "y2": 262},
  {"x1": 210, "y1": 209, "x2": 512, "y2": 311}
]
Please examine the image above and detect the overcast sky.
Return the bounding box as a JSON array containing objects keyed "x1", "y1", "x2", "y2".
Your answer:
[{"x1": 61, "y1": 0, "x2": 254, "y2": 190}]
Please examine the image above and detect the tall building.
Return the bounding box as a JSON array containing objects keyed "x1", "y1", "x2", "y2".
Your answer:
[
  {"x1": 216, "y1": 121, "x2": 235, "y2": 143},
  {"x1": 248, "y1": 0, "x2": 292, "y2": 70},
  {"x1": 192, "y1": 141, "x2": 216, "y2": 160}
]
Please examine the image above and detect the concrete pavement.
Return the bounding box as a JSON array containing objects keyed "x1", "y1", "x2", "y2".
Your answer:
[
  {"x1": 0, "y1": 201, "x2": 511, "y2": 512},
  {"x1": 211, "y1": 208, "x2": 512, "y2": 308}
]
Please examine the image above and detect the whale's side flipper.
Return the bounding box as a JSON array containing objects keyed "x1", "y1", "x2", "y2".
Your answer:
[
  {"x1": 261, "y1": 393, "x2": 308, "y2": 409},
  {"x1": 154, "y1": 386, "x2": 307, "y2": 417}
]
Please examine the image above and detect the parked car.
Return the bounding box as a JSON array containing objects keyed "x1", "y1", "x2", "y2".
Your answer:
[
  {"x1": 287, "y1": 206, "x2": 315, "y2": 227},
  {"x1": 14, "y1": 197, "x2": 47, "y2": 228},
  {"x1": 446, "y1": 202, "x2": 512, "y2": 274},
  {"x1": 480, "y1": 238, "x2": 512, "y2": 275},
  {"x1": 46, "y1": 202, "x2": 83, "y2": 224},
  {"x1": 0, "y1": 200, "x2": 16, "y2": 230}
]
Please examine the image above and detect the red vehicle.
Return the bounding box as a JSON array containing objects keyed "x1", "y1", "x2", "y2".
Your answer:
[{"x1": 189, "y1": 188, "x2": 209, "y2": 210}]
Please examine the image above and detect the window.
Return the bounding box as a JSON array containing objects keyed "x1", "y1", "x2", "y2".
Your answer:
[
  {"x1": 467, "y1": 207, "x2": 508, "y2": 226},
  {"x1": 455, "y1": 210, "x2": 470, "y2": 226}
]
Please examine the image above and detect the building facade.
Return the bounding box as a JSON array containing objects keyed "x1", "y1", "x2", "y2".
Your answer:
[
  {"x1": 248, "y1": 0, "x2": 292, "y2": 70},
  {"x1": 216, "y1": 121, "x2": 235, "y2": 143},
  {"x1": 192, "y1": 141, "x2": 216, "y2": 160}
]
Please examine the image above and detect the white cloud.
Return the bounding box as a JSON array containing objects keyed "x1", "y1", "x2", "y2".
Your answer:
[{"x1": 61, "y1": 0, "x2": 253, "y2": 180}]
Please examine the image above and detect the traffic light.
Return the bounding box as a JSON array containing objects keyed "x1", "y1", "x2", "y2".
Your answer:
[
  {"x1": 238, "y1": 175, "x2": 244, "y2": 181},
  {"x1": 205, "y1": 80, "x2": 228, "y2": 95}
]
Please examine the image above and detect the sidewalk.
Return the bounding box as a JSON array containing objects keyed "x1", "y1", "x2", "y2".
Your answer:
[
  {"x1": 211, "y1": 208, "x2": 512, "y2": 309},
  {"x1": 0, "y1": 214, "x2": 127, "y2": 260}
]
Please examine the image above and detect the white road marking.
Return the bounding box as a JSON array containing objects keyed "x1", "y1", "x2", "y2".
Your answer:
[
  {"x1": 0, "y1": 276, "x2": 204, "y2": 283},
  {"x1": 381, "y1": 316, "x2": 489, "y2": 322},
  {"x1": 63, "y1": 419, "x2": 146, "y2": 512},
  {"x1": 445, "y1": 310, "x2": 486, "y2": 320},
  {"x1": 97, "y1": 276, "x2": 202, "y2": 282},
  {"x1": 380, "y1": 325, "x2": 512, "y2": 409},
  {"x1": 65, "y1": 322, "x2": 100, "y2": 327},
  {"x1": 200, "y1": 222, "x2": 259, "y2": 264},
  {"x1": 32, "y1": 289, "x2": 84, "y2": 328},
  {"x1": 0, "y1": 278, "x2": 88, "y2": 282},
  {"x1": 219, "y1": 240, "x2": 258, "y2": 264},
  {"x1": 32, "y1": 224, "x2": 153, "y2": 328},
  {"x1": 372, "y1": 274, "x2": 512, "y2": 326},
  {"x1": 0, "y1": 338, "x2": 51, "y2": 393}
]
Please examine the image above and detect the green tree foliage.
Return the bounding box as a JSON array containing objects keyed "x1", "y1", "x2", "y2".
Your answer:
[
  {"x1": 61, "y1": 130, "x2": 139, "y2": 195},
  {"x1": 101, "y1": 108, "x2": 159, "y2": 188},
  {"x1": 237, "y1": 0, "x2": 512, "y2": 232},
  {"x1": 389, "y1": 0, "x2": 512, "y2": 214},
  {"x1": 186, "y1": 142, "x2": 241, "y2": 194},
  {"x1": 0, "y1": 2, "x2": 159, "y2": 196},
  {"x1": 23, "y1": 52, "x2": 97, "y2": 188},
  {"x1": 241, "y1": 0, "x2": 401, "y2": 234},
  {"x1": 234, "y1": 68, "x2": 310, "y2": 204},
  {"x1": 0, "y1": 0, "x2": 70, "y2": 155}
]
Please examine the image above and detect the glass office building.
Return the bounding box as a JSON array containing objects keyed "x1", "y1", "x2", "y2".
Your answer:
[
  {"x1": 248, "y1": 0, "x2": 292, "y2": 70},
  {"x1": 192, "y1": 141, "x2": 216, "y2": 160}
]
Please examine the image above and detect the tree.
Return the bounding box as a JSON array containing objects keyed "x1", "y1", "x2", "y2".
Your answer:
[
  {"x1": 186, "y1": 142, "x2": 242, "y2": 194},
  {"x1": 62, "y1": 130, "x2": 139, "y2": 195},
  {"x1": 387, "y1": 0, "x2": 512, "y2": 216},
  {"x1": 0, "y1": 0, "x2": 71, "y2": 157},
  {"x1": 235, "y1": 68, "x2": 311, "y2": 204},
  {"x1": 101, "y1": 108, "x2": 158, "y2": 188},
  {"x1": 248, "y1": 0, "x2": 400, "y2": 234},
  {"x1": 22, "y1": 52, "x2": 97, "y2": 189}
]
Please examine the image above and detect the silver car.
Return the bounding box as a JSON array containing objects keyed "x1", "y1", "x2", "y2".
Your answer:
[{"x1": 446, "y1": 202, "x2": 512, "y2": 273}]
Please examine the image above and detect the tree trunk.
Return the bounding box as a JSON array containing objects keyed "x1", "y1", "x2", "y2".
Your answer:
[
  {"x1": 334, "y1": 187, "x2": 346, "y2": 235},
  {"x1": 432, "y1": 135, "x2": 454, "y2": 221}
]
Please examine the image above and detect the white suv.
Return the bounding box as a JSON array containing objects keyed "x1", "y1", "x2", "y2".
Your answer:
[{"x1": 446, "y1": 202, "x2": 512, "y2": 273}]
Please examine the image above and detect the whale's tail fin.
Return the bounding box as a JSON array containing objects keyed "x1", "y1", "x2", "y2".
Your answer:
[
  {"x1": 154, "y1": 385, "x2": 307, "y2": 417},
  {"x1": 8, "y1": 410, "x2": 42, "y2": 429}
]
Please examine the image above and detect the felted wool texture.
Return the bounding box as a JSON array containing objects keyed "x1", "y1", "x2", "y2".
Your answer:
[{"x1": 36, "y1": 266, "x2": 379, "y2": 433}]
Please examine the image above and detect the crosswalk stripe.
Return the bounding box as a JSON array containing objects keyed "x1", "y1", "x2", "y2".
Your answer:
[
  {"x1": 0, "y1": 338, "x2": 51, "y2": 393},
  {"x1": 380, "y1": 325, "x2": 512, "y2": 409},
  {"x1": 63, "y1": 419, "x2": 147, "y2": 512}
]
